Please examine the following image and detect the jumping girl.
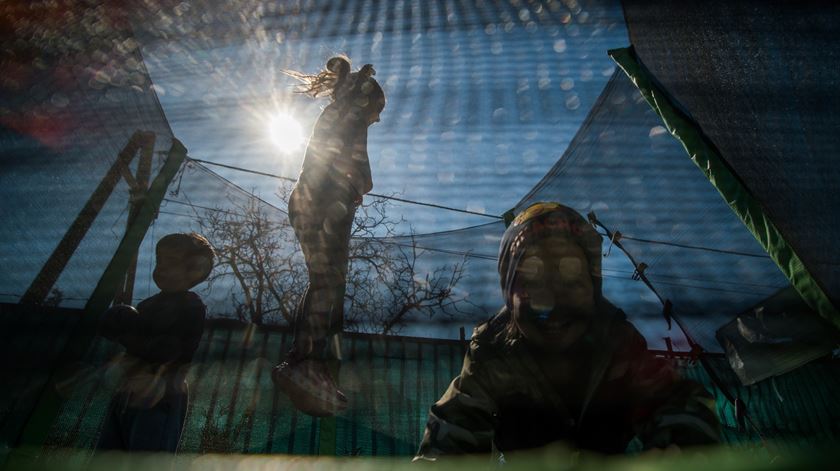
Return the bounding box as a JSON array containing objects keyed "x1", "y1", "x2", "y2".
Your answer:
[{"x1": 272, "y1": 56, "x2": 385, "y2": 417}]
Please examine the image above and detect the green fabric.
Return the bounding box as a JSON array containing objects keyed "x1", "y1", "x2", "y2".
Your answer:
[
  {"x1": 11, "y1": 444, "x2": 840, "y2": 471},
  {"x1": 607, "y1": 46, "x2": 840, "y2": 330},
  {"x1": 8, "y1": 139, "x2": 188, "y2": 465}
]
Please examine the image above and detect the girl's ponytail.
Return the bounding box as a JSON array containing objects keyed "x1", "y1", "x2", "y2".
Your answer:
[
  {"x1": 285, "y1": 56, "x2": 383, "y2": 114},
  {"x1": 284, "y1": 55, "x2": 352, "y2": 100}
]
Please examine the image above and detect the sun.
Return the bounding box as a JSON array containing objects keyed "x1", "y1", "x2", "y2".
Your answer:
[{"x1": 267, "y1": 112, "x2": 305, "y2": 154}]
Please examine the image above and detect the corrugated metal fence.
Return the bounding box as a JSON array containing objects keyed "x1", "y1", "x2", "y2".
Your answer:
[{"x1": 2, "y1": 303, "x2": 839, "y2": 461}]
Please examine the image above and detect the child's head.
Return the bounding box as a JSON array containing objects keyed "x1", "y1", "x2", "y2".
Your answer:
[
  {"x1": 288, "y1": 55, "x2": 386, "y2": 126},
  {"x1": 498, "y1": 203, "x2": 604, "y2": 351},
  {"x1": 153, "y1": 233, "x2": 215, "y2": 293}
]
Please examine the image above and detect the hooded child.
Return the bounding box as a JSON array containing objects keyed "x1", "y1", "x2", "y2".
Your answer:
[{"x1": 414, "y1": 202, "x2": 720, "y2": 460}]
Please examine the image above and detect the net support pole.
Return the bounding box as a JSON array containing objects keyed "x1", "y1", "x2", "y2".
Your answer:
[
  {"x1": 114, "y1": 133, "x2": 156, "y2": 305},
  {"x1": 608, "y1": 46, "x2": 840, "y2": 330},
  {"x1": 7, "y1": 138, "x2": 187, "y2": 466}
]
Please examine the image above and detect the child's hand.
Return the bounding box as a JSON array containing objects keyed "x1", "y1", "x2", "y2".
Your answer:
[{"x1": 101, "y1": 304, "x2": 138, "y2": 340}]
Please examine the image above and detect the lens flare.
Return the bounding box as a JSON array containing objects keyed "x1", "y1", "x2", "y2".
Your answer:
[{"x1": 267, "y1": 112, "x2": 304, "y2": 154}]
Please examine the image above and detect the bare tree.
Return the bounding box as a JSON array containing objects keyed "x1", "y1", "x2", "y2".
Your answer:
[
  {"x1": 347, "y1": 235, "x2": 470, "y2": 335},
  {"x1": 198, "y1": 197, "x2": 305, "y2": 326},
  {"x1": 344, "y1": 197, "x2": 472, "y2": 334},
  {"x1": 198, "y1": 190, "x2": 471, "y2": 334}
]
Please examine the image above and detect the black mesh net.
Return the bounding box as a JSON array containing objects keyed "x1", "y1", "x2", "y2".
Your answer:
[
  {"x1": 0, "y1": 2, "x2": 176, "y2": 307},
  {"x1": 2, "y1": 0, "x2": 839, "y2": 462},
  {"x1": 622, "y1": 0, "x2": 840, "y2": 310},
  {"x1": 515, "y1": 71, "x2": 790, "y2": 350}
]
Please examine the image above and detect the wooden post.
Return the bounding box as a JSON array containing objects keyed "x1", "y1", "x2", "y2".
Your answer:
[
  {"x1": 20, "y1": 131, "x2": 156, "y2": 305},
  {"x1": 113, "y1": 133, "x2": 155, "y2": 305}
]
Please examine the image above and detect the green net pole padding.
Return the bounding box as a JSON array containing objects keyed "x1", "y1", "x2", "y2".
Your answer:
[
  {"x1": 6, "y1": 138, "x2": 187, "y2": 467},
  {"x1": 607, "y1": 46, "x2": 840, "y2": 331}
]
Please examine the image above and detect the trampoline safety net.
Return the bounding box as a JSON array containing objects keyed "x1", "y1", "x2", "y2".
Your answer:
[{"x1": 1, "y1": 0, "x2": 839, "y2": 464}]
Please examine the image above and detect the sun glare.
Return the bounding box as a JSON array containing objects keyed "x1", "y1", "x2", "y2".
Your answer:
[{"x1": 267, "y1": 112, "x2": 305, "y2": 154}]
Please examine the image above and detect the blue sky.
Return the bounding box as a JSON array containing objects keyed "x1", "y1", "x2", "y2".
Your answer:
[{"x1": 129, "y1": 0, "x2": 699, "y2": 348}]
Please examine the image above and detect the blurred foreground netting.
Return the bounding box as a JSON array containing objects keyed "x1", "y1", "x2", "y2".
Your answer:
[
  {"x1": 3, "y1": 0, "x2": 817, "y2": 353},
  {"x1": 2, "y1": 0, "x2": 839, "y2": 466},
  {"x1": 9, "y1": 441, "x2": 840, "y2": 471},
  {"x1": 0, "y1": 1, "x2": 176, "y2": 307}
]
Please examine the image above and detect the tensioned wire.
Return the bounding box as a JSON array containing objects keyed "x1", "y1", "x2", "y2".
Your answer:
[
  {"x1": 158, "y1": 165, "x2": 782, "y2": 296},
  {"x1": 184, "y1": 157, "x2": 773, "y2": 260},
  {"x1": 186, "y1": 157, "x2": 501, "y2": 220},
  {"x1": 155, "y1": 206, "x2": 775, "y2": 297}
]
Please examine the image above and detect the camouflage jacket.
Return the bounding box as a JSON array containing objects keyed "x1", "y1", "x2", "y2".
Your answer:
[{"x1": 415, "y1": 308, "x2": 720, "y2": 459}]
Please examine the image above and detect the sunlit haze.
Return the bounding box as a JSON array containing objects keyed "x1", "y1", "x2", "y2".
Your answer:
[{"x1": 267, "y1": 112, "x2": 304, "y2": 154}]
